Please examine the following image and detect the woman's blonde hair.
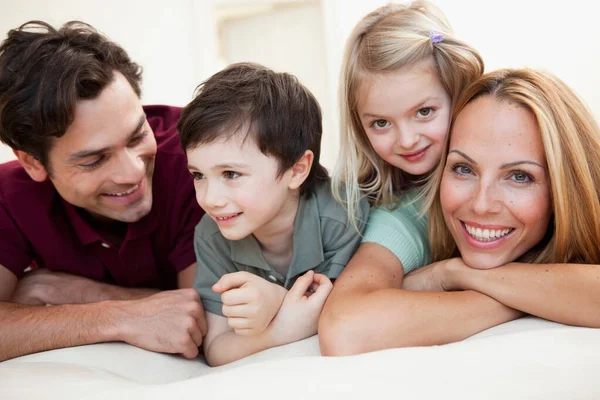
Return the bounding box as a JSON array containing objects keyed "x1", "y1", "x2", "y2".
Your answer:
[
  {"x1": 332, "y1": 0, "x2": 484, "y2": 231},
  {"x1": 425, "y1": 68, "x2": 600, "y2": 264}
]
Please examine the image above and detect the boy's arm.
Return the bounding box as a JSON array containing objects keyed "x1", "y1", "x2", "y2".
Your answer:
[
  {"x1": 212, "y1": 272, "x2": 287, "y2": 336},
  {"x1": 203, "y1": 271, "x2": 331, "y2": 367}
]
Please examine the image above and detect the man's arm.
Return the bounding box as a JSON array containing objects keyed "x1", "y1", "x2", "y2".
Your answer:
[
  {"x1": 11, "y1": 261, "x2": 199, "y2": 306},
  {"x1": 0, "y1": 264, "x2": 205, "y2": 362},
  {"x1": 442, "y1": 260, "x2": 600, "y2": 328},
  {"x1": 10, "y1": 269, "x2": 158, "y2": 305},
  {"x1": 318, "y1": 243, "x2": 523, "y2": 356}
]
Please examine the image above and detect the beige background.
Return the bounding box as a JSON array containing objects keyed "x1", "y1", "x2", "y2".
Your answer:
[{"x1": 0, "y1": 0, "x2": 598, "y2": 169}]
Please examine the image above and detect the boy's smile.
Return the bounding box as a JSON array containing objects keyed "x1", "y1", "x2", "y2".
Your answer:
[{"x1": 186, "y1": 132, "x2": 300, "y2": 244}]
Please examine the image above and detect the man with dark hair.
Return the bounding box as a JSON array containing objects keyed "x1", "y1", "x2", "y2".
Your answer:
[
  {"x1": 0, "y1": 21, "x2": 206, "y2": 361},
  {"x1": 179, "y1": 62, "x2": 370, "y2": 366}
]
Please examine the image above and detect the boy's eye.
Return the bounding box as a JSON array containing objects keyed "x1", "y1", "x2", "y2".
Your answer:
[
  {"x1": 224, "y1": 171, "x2": 241, "y2": 180},
  {"x1": 371, "y1": 119, "x2": 390, "y2": 129},
  {"x1": 191, "y1": 172, "x2": 204, "y2": 180},
  {"x1": 417, "y1": 107, "x2": 433, "y2": 118}
]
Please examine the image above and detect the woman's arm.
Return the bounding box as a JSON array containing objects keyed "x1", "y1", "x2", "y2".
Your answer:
[
  {"x1": 444, "y1": 260, "x2": 600, "y2": 327},
  {"x1": 318, "y1": 243, "x2": 523, "y2": 356}
]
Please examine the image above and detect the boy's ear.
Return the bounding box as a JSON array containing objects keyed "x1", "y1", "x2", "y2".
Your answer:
[
  {"x1": 288, "y1": 150, "x2": 314, "y2": 190},
  {"x1": 13, "y1": 150, "x2": 49, "y2": 182}
]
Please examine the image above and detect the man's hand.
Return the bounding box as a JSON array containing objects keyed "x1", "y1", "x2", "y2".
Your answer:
[
  {"x1": 268, "y1": 270, "x2": 332, "y2": 346},
  {"x1": 11, "y1": 269, "x2": 157, "y2": 305},
  {"x1": 212, "y1": 271, "x2": 287, "y2": 336},
  {"x1": 112, "y1": 288, "x2": 207, "y2": 359},
  {"x1": 402, "y1": 258, "x2": 468, "y2": 292}
]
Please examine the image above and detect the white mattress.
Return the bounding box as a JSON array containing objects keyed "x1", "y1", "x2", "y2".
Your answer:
[{"x1": 1, "y1": 316, "x2": 599, "y2": 399}]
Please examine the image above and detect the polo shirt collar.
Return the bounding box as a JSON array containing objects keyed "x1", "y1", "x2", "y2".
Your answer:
[
  {"x1": 60, "y1": 197, "x2": 160, "y2": 246},
  {"x1": 229, "y1": 192, "x2": 324, "y2": 278}
]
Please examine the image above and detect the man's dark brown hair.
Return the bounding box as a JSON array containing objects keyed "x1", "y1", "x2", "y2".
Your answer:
[
  {"x1": 178, "y1": 62, "x2": 329, "y2": 196},
  {"x1": 0, "y1": 20, "x2": 142, "y2": 167}
]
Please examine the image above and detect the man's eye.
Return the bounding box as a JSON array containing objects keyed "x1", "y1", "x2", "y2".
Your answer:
[
  {"x1": 129, "y1": 132, "x2": 147, "y2": 146},
  {"x1": 81, "y1": 156, "x2": 105, "y2": 170}
]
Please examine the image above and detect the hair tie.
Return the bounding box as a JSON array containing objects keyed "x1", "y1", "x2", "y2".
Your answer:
[{"x1": 429, "y1": 30, "x2": 444, "y2": 44}]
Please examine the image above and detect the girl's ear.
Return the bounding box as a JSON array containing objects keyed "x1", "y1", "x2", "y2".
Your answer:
[
  {"x1": 288, "y1": 150, "x2": 314, "y2": 190},
  {"x1": 13, "y1": 150, "x2": 49, "y2": 182}
]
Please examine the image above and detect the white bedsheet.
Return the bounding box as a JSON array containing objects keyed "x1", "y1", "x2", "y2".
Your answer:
[{"x1": 1, "y1": 316, "x2": 599, "y2": 399}]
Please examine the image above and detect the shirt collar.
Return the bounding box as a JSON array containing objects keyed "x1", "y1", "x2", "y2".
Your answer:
[
  {"x1": 60, "y1": 197, "x2": 160, "y2": 246},
  {"x1": 230, "y1": 192, "x2": 324, "y2": 278}
]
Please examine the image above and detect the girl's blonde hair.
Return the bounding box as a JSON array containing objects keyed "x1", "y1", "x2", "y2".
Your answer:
[
  {"x1": 332, "y1": 1, "x2": 484, "y2": 230},
  {"x1": 425, "y1": 69, "x2": 600, "y2": 265}
]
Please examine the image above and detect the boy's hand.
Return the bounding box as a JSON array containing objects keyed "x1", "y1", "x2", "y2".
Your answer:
[
  {"x1": 268, "y1": 270, "x2": 333, "y2": 346},
  {"x1": 212, "y1": 271, "x2": 287, "y2": 336}
]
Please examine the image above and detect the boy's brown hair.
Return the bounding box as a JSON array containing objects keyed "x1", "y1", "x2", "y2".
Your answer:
[{"x1": 178, "y1": 62, "x2": 329, "y2": 196}]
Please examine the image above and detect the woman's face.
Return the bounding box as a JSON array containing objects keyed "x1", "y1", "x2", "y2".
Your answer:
[{"x1": 440, "y1": 95, "x2": 552, "y2": 269}]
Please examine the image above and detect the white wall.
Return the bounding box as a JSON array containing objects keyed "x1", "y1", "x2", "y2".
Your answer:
[{"x1": 0, "y1": 0, "x2": 599, "y2": 166}]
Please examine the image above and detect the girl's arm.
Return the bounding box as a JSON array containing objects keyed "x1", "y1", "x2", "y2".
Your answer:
[
  {"x1": 441, "y1": 260, "x2": 600, "y2": 328},
  {"x1": 318, "y1": 243, "x2": 523, "y2": 356}
]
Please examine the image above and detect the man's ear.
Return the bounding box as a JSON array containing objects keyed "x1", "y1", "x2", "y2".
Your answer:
[
  {"x1": 13, "y1": 150, "x2": 49, "y2": 182},
  {"x1": 288, "y1": 150, "x2": 314, "y2": 190}
]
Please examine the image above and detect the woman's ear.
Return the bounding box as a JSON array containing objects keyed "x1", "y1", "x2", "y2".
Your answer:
[
  {"x1": 288, "y1": 150, "x2": 314, "y2": 190},
  {"x1": 13, "y1": 150, "x2": 49, "y2": 182}
]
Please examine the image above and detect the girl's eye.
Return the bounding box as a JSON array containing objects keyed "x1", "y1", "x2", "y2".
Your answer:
[
  {"x1": 417, "y1": 107, "x2": 433, "y2": 118},
  {"x1": 191, "y1": 172, "x2": 204, "y2": 181},
  {"x1": 224, "y1": 171, "x2": 241, "y2": 180},
  {"x1": 371, "y1": 119, "x2": 390, "y2": 129},
  {"x1": 511, "y1": 170, "x2": 534, "y2": 183},
  {"x1": 450, "y1": 163, "x2": 473, "y2": 175}
]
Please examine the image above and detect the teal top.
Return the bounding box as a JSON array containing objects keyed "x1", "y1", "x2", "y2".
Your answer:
[
  {"x1": 361, "y1": 190, "x2": 430, "y2": 274},
  {"x1": 193, "y1": 182, "x2": 370, "y2": 316}
]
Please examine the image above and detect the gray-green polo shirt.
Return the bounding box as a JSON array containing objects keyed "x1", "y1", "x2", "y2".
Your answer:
[{"x1": 193, "y1": 182, "x2": 370, "y2": 316}]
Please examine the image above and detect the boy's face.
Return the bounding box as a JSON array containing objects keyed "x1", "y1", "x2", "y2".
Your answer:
[{"x1": 187, "y1": 133, "x2": 298, "y2": 241}]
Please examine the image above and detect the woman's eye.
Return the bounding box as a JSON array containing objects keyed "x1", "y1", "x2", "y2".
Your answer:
[
  {"x1": 372, "y1": 119, "x2": 390, "y2": 129},
  {"x1": 511, "y1": 171, "x2": 533, "y2": 183},
  {"x1": 451, "y1": 164, "x2": 472, "y2": 175},
  {"x1": 417, "y1": 107, "x2": 433, "y2": 118}
]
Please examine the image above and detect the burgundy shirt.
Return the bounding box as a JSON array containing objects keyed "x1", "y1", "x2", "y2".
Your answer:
[{"x1": 0, "y1": 105, "x2": 204, "y2": 289}]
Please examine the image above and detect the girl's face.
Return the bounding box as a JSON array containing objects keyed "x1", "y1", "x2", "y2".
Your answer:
[
  {"x1": 440, "y1": 96, "x2": 552, "y2": 269},
  {"x1": 358, "y1": 59, "x2": 451, "y2": 177}
]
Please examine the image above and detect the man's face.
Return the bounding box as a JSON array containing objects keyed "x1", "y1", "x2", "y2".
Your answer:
[{"x1": 44, "y1": 72, "x2": 157, "y2": 223}]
